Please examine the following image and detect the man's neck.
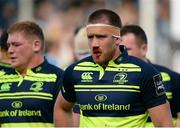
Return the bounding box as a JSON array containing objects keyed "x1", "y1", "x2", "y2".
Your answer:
[{"x1": 17, "y1": 55, "x2": 44, "y2": 76}]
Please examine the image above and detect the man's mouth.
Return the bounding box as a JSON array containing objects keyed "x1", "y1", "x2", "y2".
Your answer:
[{"x1": 93, "y1": 50, "x2": 102, "y2": 57}]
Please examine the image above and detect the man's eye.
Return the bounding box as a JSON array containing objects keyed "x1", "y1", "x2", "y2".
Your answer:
[
  {"x1": 88, "y1": 35, "x2": 93, "y2": 39},
  {"x1": 14, "y1": 44, "x2": 21, "y2": 47},
  {"x1": 96, "y1": 35, "x2": 106, "y2": 38}
]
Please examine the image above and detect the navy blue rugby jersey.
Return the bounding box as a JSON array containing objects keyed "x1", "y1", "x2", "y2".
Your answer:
[
  {"x1": 173, "y1": 71, "x2": 180, "y2": 115},
  {"x1": 61, "y1": 46, "x2": 167, "y2": 127},
  {"x1": 152, "y1": 64, "x2": 180, "y2": 118},
  {"x1": 0, "y1": 59, "x2": 63, "y2": 127},
  {"x1": 145, "y1": 63, "x2": 180, "y2": 126},
  {"x1": 0, "y1": 62, "x2": 15, "y2": 75}
]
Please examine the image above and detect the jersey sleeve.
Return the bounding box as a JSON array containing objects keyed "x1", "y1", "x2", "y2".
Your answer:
[
  {"x1": 61, "y1": 65, "x2": 76, "y2": 103},
  {"x1": 52, "y1": 70, "x2": 64, "y2": 101},
  {"x1": 141, "y1": 66, "x2": 167, "y2": 109},
  {"x1": 171, "y1": 71, "x2": 180, "y2": 113},
  {"x1": 73, "y1": 103, "x2": 80, "y2": 113}
]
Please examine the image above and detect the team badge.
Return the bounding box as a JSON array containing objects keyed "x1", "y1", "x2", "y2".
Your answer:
[
  {"x1": 30, "y1": 82, "x2": 43, "y2": 92},
  {"x1": 113, "y1": 73, "x2": 128, "y2": 84}
]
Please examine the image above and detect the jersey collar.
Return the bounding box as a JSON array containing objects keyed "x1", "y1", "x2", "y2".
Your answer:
[
  {"x1": 31, "y1": 58, "x2": 48, "y2": 73},
  {"x1": 114, "y1": 45, "x2": 128, "y2": 64}
]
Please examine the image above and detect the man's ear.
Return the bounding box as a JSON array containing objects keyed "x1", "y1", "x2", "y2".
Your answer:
[
  {"x1": 115, "y1": 37, "x2": 121, "y2": 46},
  {"x1": 141, "y1": 44, "x2": 148, "y2": 57},
  {"x1": 33, "y1": 40, "x2": 41, "y2": 53}
]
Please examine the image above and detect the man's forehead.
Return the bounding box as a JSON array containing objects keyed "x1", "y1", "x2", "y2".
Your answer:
[
  {"x1": 86, "y1": 26, "x2": 108, "y2": 34},
  {"x1": 7, "y1": 32, "x2": 25, "y2": 43},
  {"x1": 86, "y1": 24, "x2": 120, "y2": 37}
]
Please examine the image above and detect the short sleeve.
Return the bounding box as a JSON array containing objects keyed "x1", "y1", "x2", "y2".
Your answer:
[
  {"x1": 52, "y1": 71, "x2": 64, "y2": 101},
  {"x1": 171, "y1": 71, "x2": 180, "y2": 113},
  {"x1": 141, "y1": 66, "x2": 167, "y2": 109},
  {"x1": 61, "y1": 65, "x2": 77, "y2": 102}
]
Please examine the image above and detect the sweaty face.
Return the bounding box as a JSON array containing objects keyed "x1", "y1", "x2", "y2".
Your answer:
[
  {"x1": 7, "y1": 32, "x2": 34, "y2": 70},
  {"x1": 121, "y1": 33, "x2": 147, "y2": 60},
  {"x1": 86, "y1": 26, "x2": 118, "y2": 66}
]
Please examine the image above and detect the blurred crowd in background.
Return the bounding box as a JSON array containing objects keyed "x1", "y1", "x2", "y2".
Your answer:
[{"x1": 0, "y1": 0, "x2": 179, "y2": 72}]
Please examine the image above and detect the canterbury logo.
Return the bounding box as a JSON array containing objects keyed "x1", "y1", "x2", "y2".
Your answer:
[{"x1": 81, "y1": 72, "x2": 93, "y2": 80}]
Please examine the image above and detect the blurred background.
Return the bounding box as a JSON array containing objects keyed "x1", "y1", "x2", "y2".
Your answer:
[{"x1": 0, "y1": 0, "x2": 180, "y2": 72}]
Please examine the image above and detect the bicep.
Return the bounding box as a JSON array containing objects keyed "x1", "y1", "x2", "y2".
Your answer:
[
  {"x1": 54, "y1": 92, "x2": 75, "y2": 112},
  {"x1": 54, "y1": 93, "x2": 75, "y2": 126},
  {"x1": 148, "y1": 101, "x2": 173, "y2": 127}
]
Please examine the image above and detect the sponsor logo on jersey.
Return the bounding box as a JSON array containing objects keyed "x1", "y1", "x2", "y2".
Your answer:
[
  {"x1": 0, "y1": 109, "x2": 42, "y2": 117},
  {"x1": 95, "y1": 94, "x2": 107, "y2": 102},
  {"x1": 81, "y1": 72, "x2": 93, "y2": 82},
  {"x1": 153, "y1": 74, "x2": 165, "y2": 96},
  {"x1": 30, "y1": 82, "x2": 43, "y2": 92},
  {"x1": 11, "y1": 101, "x2": 23, "y2": 109},
  {"x1": 113, "y1": 73, "x2": 128, "y2": 84},
  {"x1": 80, "y1": 103, "x2": 130, "y2": 111},
  {"x1": 0, "y1": 83, "x2": 11, "y2": 92}
]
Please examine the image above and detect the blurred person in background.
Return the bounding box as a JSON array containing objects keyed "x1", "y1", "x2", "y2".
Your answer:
[
  {"x1": 0, "y1": 29, "x2": 16, "y2": 82},
  {"x1": 44, "y1": 40, "x2": 61, "y2": 67},
  {"x1": 115, "y1": 0, "x2": 139, "y2": 25},
  {"x1": 74, "y1": 26, "x2": 90, "y2": 61},
  {"x1": 155, "y1": 0, "x2": 172, "y2": 67},
  {"x1": 0, "y1": 0, "x2": 18, "y2": 32},
  {"x1": 120, "y1": 24, "x2": 180, "y2": 127},
  {"x1": 54, "y1": 9, "x2": 172, "y2": 127},
  {"x1": 0, "y1": 29, "x2": 10, "y2": 65},
  {"x1": 0, "y1": 21, "x2": 63, "y2": 127}
]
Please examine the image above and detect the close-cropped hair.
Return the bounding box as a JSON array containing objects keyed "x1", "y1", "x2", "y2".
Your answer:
[
  {"x1": 0, "y1": 30, "x2": 8, "y2": 51},
  {"x1": 120, "y1": 25, "x2": 148, "y2": 44},
  {"x1": 88, "y1": 9, "x2": 122, "y2": 28},
  {"x1": 7, "y1": 21, "x2": 44, "y2": 43}
]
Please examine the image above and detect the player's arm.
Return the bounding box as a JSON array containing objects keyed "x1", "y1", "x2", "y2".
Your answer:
[
  {"x1": 72, "y1": 104, "x2": 80, "y2": 127},
  {"x1": 54, "y1": 92, "x2": 75, "y2": 127},
  {"x1": 73, "y1": 112, "x2": 80, "y2": 127},
  {"x1": 148, "y1": 100, "x2": 173, "y2": 127},
  {"x1": 142, "y1": 68, "x2": 173, "y2": 127}
]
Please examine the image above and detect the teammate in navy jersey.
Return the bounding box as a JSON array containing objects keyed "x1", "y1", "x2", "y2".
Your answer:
[
  {"x1": 54, "y1": 9, "x2": 173, "y2": 127},
  {"x1": 0, "y1": 30, "x2": 11, "y2": 67},
  {"x1": 0, "y1": 21, "x2": 63, "y2": 127},
  {"x1": 0, "y1": 30, "x2": 16, "y2": 86},
  {"x1": 120, "y1": 24, "x2": 180, "y2": 127}
]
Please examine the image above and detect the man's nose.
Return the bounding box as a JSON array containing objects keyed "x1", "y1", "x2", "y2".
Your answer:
[
  {"x1": 8, "y1": 45, "x2": 14, "y2": 54},
  {"x1": 91, "y1": 37, "x2": 99, "y2": 47}
]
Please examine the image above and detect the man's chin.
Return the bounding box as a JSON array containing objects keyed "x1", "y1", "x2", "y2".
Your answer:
[
  {"x1": 11, "y1": 63, "x2": 19, "y2": 68},
  {"x1": 93, "y1": 58, "x2": 103, "y2": 65}
]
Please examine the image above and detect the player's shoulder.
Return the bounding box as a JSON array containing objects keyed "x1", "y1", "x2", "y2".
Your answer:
[
  {"x1": 33, "y1": 59, "x2": 64, "y2": 76},
  {"x1": 65, "y1": 56, "x2": 94, "y2": 71},
  {"x1": 0, "y1": 63, "x2": 16, "y2": 75},
  {"x1": 152, "y1": 64, "x2": 171, "y2": 72},
  {"x1": 153, "y1": 63, "x2": 180, "y2": 77},
  {"x1": 127, "y1": 55, "x2": 158, "y2": 74}
]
